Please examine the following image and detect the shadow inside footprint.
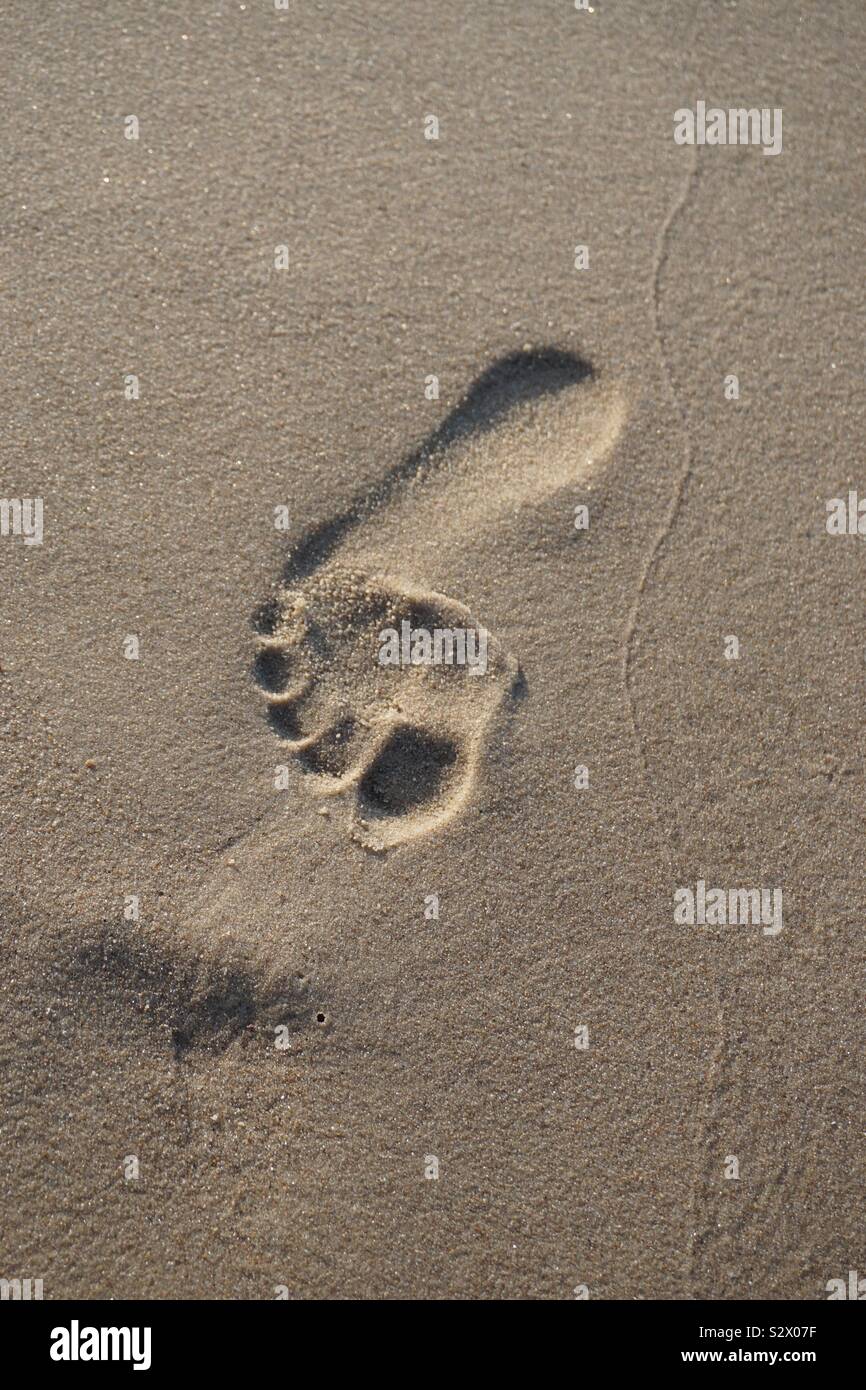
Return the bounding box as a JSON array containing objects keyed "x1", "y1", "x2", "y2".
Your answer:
[
  {"x1": 298, "y1": 715, "x2": 358, "y2": 777},
  {"x1": 253, "y1": 646, "x2": 293, "y2": 692},
  {"x1": 358, "y1": 726, "x2": 459, "y2": 818},
  {"x1": 252, "y1": 596, "x2": 282, "y2": 637},
  {"x1": 266, "y1": 701, "x2": 307, "y2": 740},
  {"x1": 283, "y1": 346, "x2": 594, "y2": 582}
]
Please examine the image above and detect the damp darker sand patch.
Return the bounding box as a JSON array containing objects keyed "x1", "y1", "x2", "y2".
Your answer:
[{"x1": 65, "y1": 924, "x2": 318, "y2": 1060}]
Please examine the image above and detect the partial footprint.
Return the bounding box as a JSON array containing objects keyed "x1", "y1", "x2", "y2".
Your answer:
[
  {"x1": 254, "y1": 569, "x2": 517, "y2": 850},
  {"x1": 253, "y1": 348, "x2": 625, "y2": 850}
]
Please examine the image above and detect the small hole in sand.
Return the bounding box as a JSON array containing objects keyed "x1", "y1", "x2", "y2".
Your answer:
[{"x1": 316, "y1": 1012, "x2": 326, "y2": 1025}]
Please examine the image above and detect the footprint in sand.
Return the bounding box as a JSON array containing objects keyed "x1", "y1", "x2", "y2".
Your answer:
[
  {"x1": 252, "y1": 348, "x2": 625, "y2": 851},
  {"x1": 56, "y1": 351, "x2": 625, "y2": 1061}
]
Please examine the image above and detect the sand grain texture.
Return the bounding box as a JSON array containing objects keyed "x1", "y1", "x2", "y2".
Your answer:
[{"x1": 1, "y1": 0, "x2": 864, "y2": 1299}]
